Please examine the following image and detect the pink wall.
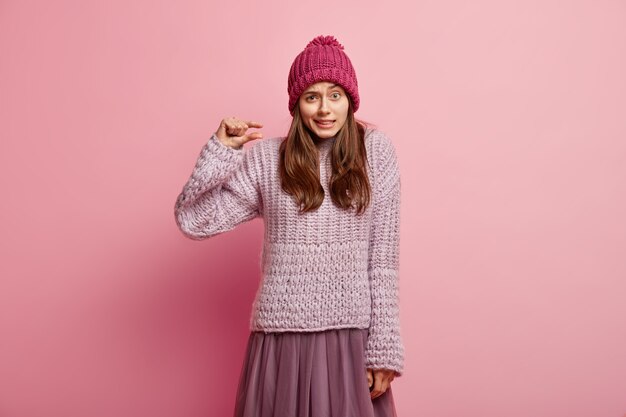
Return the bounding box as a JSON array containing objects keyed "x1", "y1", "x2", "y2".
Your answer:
[{"x1": 1, "y1": 0, "x2": 625, "y2": 416}]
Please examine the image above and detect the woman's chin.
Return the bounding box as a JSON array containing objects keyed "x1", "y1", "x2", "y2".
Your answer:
[
  {"x1": 310, "y1": 126, "x2": 339, "y2": 138},
  {"x1": 315, "y1": 132, "x2": 336, "y2": 139}
]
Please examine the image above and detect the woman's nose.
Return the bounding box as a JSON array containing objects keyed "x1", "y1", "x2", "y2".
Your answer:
[{"x1": 318, "y1": 99, "x2": 330, "y2": 112}]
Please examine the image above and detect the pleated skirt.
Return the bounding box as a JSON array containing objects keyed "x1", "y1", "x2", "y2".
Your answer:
[{"x1": 233, "y1": 327, "x2": 398, "y2": 417}]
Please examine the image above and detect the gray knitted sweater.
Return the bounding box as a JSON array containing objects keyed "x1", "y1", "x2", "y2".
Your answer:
[{"x1": 174, "y1": 127, "x2": 404, "y2": 375}]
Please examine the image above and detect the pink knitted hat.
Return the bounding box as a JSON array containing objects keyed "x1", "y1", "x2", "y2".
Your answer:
[{"x1": 287, "y1": 35, "x2": 359, "y2": 116}]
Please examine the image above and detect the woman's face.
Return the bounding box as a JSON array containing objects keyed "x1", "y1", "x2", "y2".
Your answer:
[{"x1": 298, "y1": 81, "x2": 349, "y2": 140}]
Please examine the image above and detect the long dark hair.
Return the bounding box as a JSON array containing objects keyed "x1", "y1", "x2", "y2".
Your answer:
[{"x1": 278, "y1": 97, "x2": 376, "y2": 215}]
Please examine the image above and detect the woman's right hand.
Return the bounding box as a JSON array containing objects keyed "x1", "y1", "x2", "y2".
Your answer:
[{"x1": 215, "y1": 117, "x2": 264, "y2": 149}]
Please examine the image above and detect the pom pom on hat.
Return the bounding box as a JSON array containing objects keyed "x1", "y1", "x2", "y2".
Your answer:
[
  {"x1": 287, "y1": 35, "x2": 359, "y2": 116},
  {"x1": 305, "y1": 35, "x2": 345, "y2": 49}
]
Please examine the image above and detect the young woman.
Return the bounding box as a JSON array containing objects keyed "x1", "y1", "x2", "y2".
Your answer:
[{"x1": 174, "y1": 34, "x2": 404, "y2": 417}]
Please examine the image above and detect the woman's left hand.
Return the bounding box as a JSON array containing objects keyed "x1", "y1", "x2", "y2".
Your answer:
[{"x1": 366, "y1": 368, "x2": 395, "y2": 399}]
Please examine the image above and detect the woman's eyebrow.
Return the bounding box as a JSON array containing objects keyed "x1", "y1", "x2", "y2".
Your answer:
[{"x1": 302, "y1": 84, "x2": 342, "y2": 95}]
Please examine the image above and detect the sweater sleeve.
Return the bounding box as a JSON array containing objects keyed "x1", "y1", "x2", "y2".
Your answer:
[
  {"x1": 174, "y1": 132, "x2": 262, "y2": 240},
  {"x1": 364, "y1": 131, "x2": 405, "y2": 377}
]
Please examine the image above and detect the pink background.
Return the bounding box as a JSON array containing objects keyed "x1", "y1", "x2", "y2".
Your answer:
[{"x1": 1, "y1": 0, "x2": 625, "y2": 416}]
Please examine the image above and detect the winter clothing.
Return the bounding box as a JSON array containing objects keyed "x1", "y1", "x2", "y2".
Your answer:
[
  {"x1": 287, "y1": 35, "x2": 360, "y2": 115},
  {"x1": 174, "y1": 127, "x2": 404, "y2": 375}
]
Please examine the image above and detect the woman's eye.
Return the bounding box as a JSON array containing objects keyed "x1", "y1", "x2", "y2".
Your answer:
[{"x1": 332, "y1": 92, "x2": 341, "y2": 98}]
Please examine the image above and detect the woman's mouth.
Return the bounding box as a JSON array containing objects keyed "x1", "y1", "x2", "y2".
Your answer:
[{"x1": 315, "y1": 120, "x2": 335, "y2": 128}]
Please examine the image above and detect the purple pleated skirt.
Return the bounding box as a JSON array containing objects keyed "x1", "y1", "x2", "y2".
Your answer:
[{"x1": 233, "y1": 327, "x2": 398, "y2": 417}]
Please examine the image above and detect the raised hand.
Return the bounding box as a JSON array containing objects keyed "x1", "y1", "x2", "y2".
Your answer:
[{"x1": 215, "y1": 117, "x2": 264, "y2": 150}]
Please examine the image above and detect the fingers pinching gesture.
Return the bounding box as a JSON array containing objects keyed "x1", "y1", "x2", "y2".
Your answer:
[
  {"x1": 366, "y1": 368, "x2": 396, "y2": 400},
  {"x1": 215, "y1": 117, "x2": 264, "y2": 150}
]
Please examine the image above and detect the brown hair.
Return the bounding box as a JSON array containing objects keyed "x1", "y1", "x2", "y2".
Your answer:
[{"x1": 278, "y1": 98, "x2": 376, "y2": 215}]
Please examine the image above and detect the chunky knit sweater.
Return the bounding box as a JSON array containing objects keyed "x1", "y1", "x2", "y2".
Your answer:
[{"x1": 174, "y1": 127, "x2": 404, "y2": 375}]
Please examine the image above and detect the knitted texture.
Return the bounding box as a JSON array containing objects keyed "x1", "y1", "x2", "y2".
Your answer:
[
  {"x1": 287, "y1": 35, "x2": 359, "y2": 116},
  {"x1": 174, "y1": 128, "x2": 404, "y2": 375}
]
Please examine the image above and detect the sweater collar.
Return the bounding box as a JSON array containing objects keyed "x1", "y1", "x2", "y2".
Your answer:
[{"x1": 313, "y1": 134, "x2": 337, "y2": 150}]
